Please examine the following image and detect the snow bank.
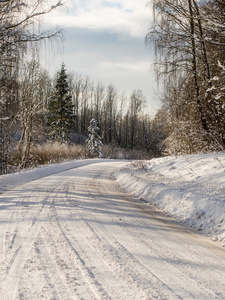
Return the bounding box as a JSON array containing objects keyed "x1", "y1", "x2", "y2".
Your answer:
[
  {"x1": 114, "y1": 152, "x2": 225, "y2": 246},
  {"x1": 1, "y1": 154, "x2": 224, "y2": 246},
  {"x1": 0, "y1": 159, "x2": 99, "y2": 193}
]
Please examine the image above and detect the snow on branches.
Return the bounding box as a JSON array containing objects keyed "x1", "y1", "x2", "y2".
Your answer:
[{"x1": 87, "y1": 118, "x2": 102, "y2": 158}]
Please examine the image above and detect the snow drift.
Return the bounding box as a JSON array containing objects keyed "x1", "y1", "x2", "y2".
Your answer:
[{"x1": 114, "y1": 152, "x2": 225, "y2": 246}]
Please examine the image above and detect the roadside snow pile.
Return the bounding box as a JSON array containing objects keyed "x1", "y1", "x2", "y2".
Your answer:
[
  {"x1": 114, "y1": 152, "x2": 225, "y2": 246},
  {"x1": 0, "y1": 159, "x2": 99, "y2": 194}
]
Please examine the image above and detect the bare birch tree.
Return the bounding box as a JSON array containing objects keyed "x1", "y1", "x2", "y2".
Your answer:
[
  {"x1": 146, "y1": 0, "x2": 225, "y2": 153},
  {"x1": 0, "y1": 0, "x2": 64, "y2": 173}
]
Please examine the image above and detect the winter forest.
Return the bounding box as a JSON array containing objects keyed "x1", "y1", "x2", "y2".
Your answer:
[{"x1": 0, "y1": 0, "x2": 224, "y2": 174}]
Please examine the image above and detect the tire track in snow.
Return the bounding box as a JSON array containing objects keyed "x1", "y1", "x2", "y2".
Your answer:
[
  {"x1": 83, "y1": 165, "x2": 225, "y2": 300},
  {"x1": 59, "y1": 192, "x2": 147, "y2": 300},
  {"x1": 119, "y1": 219, "x2": 225, "y2": 299},
  {"x1": 48, "y1": 177, "x2": 147, "y2": 300},
  {"x1": 105, "y1": 174, "x2": 225, "y2": 299},
  {"x1": 52, "y1": 165, "x2": 181, "y2": 299},
  {"x1": 0, "y1": 186, "x2": 57, "y2": 300},
  {"x1": 15, "y1": 181, "x2": 108, "y2": 300},
  {"x1": 20, "y1": 231, "x2": 78, "y2": 300},
  {"x1": 1, "y1": 161, "x2": 225, "y2": 299},
  {"x1": 47, "y1": 184, "x2": 110, "y2": 300},
  {"x1": 83, "y1": 172, "x2": 183, "y2": 300}
]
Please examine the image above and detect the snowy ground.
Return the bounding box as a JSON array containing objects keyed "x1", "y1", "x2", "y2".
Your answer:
[
  {"x1": 114, "y1": 152, "x2": 225, "y2": 247},
  {"x1": 0, "y1": 159, "x2": 99, "y2": 194},
  {"x1": 1, "y1": 153, "x2": 225, "y2": 247},
  {"x1": 1, "y1": 158, "x2": 225, "y2": 299}
]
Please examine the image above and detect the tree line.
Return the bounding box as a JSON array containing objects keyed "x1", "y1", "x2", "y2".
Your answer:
[
  {"x1": 13, "y1": 61, "x2": 163, "y2": 171},
  {"x1": 146, "y1": 0, "x2": 225, "y2": 155},
  {"x1": 66, "y1": 69, "x2": 160, "y2": 152},
  {"x1": 0, "y1": 0, "x2": 163, "y2": 174},
  {"x1": 0, "y1": 1, "x2": 167, "y2": 175},
  {"x1": 1, "y1": 0, "x2": 224, "y2": 174}
]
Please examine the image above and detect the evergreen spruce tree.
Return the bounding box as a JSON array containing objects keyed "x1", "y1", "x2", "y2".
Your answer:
[
  {"x1": 48, "y1": 63, "x2": 74, "y2": 143},
  {"x1": 87, "y1": 118, "x2": 103, "y2": 158}
]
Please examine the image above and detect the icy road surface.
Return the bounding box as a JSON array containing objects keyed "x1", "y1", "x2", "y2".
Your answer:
[{"x1": 0, "y1": 160, "x2": 225, "y2": 300}]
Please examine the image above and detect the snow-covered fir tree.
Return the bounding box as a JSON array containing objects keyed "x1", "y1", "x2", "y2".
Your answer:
[
  {"x1": 87, "y1": 118, "x2": 103, "y2": 158},
  {"x1": 48, "y1": 63, "x2": 74, "y2": 143}
]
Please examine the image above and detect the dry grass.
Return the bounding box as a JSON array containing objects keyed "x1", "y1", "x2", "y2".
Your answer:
[
  {"x1": 131, "y1": 160, "x2": 149, "y2": 171},
  {"x1": 10, "y1": 142, "x2": 89, "y2": 169},
  {"x1": 101, "y1": 145, "x2": 152, "y2": 160},
  {"x1": 30, "y1": 142, "x2": 90, "y2": 166},
  {"x1": 10, "y1": 142, "x2": 153, "y2": 171}
]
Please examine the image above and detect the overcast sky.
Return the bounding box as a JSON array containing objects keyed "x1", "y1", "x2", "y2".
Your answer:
[{"x1": 43, "y1": 0, "x2": 161, "y2": 114}]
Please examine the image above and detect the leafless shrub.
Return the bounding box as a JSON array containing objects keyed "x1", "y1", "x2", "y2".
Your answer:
[
  {"x1": 132, "y1": 160, "x2": 149, "y2": 171},
  {"x1": 9, "y1": 143, "x2": 153, "y2": 172},
  {"x1": 11, "y1": 142, "x2": 89, "y2": 169},
  {"x1": 32, "y1": 142, "x2": 90, "y2": 165},
  {"x1": 101, "y1": 145, "x2": 152, "y2": 160}
]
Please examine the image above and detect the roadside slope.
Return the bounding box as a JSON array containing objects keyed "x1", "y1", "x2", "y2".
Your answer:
[
  {"x1": 114, "y1": 152, "x2": 225, "y2": 246},
  {"x1": 0, "y1": 159, "x2": 108, "y2": 193}
]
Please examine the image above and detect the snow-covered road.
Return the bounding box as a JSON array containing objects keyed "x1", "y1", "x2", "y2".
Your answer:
[{"x1": 0, "y1": 160, "x2": 225, "y2": 300}]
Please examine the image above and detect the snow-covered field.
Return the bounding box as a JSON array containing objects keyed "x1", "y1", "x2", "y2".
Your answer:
[{"x1": 114, "y1": 152, "x2": 225, "y2": 247}]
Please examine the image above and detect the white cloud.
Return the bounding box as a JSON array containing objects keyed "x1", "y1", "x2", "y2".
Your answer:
[
  {"x1": 41, "y1": 1, "x2": 160, "y2": 113},
  {"x1": 100, "y1": 60, "x2": 150, "y2": 72},
  {"x1": 47, "y1": 0, "x2": 153, "y2": 38}
]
